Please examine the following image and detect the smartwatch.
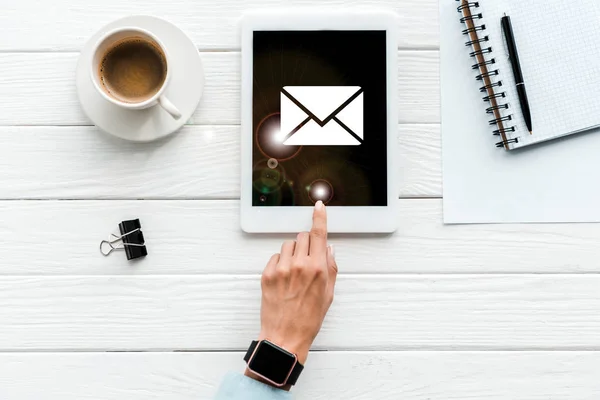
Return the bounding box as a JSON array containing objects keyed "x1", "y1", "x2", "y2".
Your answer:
[{"x1": 244, "y1": 340, "x2": 304, "y2": 387}]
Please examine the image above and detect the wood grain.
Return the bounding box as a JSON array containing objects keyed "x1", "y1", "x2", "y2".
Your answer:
[
  {"x1": 0, "y1": 51, "x2": 439, "y2": 126},
  {"x1": 0, "y1": 126, "x2": 240, "y2": 199},
  {"x1": 397, "y1": 51, "x2": 440, "y2": 123},
  {"x1": 0, "y1": 124, "x2": 440, "y2": 199},
  {"x1": 2, "y1": 352, "x2": 600, "y2": 400},
  {"x1": 1, "y1": 199, "x2": 600, "y2": 275},
  {"x1": 0, "y1": 0, "x2": 439, "y2": 52},
  {"x1": 2, "y1": 274, "x2": 600, "y2": 351},
  {"x1": 0, "y1": 53, "x2": 239, "y2": 126},
  {"x1": 398, "y1": 124, "x2": 441, "y2": 196}
]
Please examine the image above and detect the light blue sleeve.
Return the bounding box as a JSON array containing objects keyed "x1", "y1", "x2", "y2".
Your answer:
[{"x1": 214, "y1": 372, "x2": 292, "y2": 400}]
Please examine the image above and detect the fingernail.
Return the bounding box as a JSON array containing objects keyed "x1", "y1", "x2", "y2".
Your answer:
[
  {"x1": 315, "y1": 200, "x2": 324, "y2": 210},
  {"x1": 328, "y1": 245, "x2": 335, "y2": 258}
]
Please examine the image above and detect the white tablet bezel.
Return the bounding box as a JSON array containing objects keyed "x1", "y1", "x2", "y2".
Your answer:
[{"x1": 240, "y1": 10, "x2": 398, "y2": 233}]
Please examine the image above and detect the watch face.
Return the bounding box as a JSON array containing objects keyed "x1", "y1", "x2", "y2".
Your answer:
[{"x1": 248, "y1": 340, "x2": 297, "y2": 385}]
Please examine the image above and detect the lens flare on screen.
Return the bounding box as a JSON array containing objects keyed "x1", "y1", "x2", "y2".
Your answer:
[
  {"x1": 307, "y1": 179, "x2": 334, "y2": 204},
  {"x1": 256, "y1": 113, "x2": 302, "y2": 161},
  {"x1": 272, "y1": 129, "x2": 287, "y2": 144},
  {"x1": 253, "y1": 160, "x2": 286, "y2": 194},
  {"x1": 252, "y1": 159, "x2": 296, "y2": 206},
  {"x1": 297, "y1": 161, "x2": 371, "y2": 206}
]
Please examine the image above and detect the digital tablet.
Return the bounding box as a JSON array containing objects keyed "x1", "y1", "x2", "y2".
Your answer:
[{"x1": 240, "y1": 10, "x2": 398, "y2": 233}]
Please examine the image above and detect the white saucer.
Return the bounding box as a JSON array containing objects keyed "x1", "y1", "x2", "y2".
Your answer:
[{"x1": 76, "y1": 15, "x2": 204, "y2": 142}]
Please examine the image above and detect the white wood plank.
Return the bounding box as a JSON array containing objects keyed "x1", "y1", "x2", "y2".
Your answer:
[
  {"x1": 0, "y1": 124, "x2": 439, "y2": 199},
  {"x1": 0, "y1": 0, "x2": 439, "y2": 52},
  {"x1": 0, "y1": 53, "x2": 239, "y2": 126},
  {"x1": 0, "y1": 126, "x2": 239, "y2": 200},
  {"x1": 2, "y1": 352, "x2": 600, "y2": 400},
  {"x1": 398, "y1": 124, "x2": 441, "y2": 196},
  {"x1": 2, "y1": 200, "x2": 600, "y2": 275},
  {"x1": 2, "y1": 274, "x2": 600, "y2": 350},
  {"x1": 0, "y1": 51, "x2": 439, "y2": 126},
  {"x1": 398, "y1": 51, "x2": 440, "y2": 123}
]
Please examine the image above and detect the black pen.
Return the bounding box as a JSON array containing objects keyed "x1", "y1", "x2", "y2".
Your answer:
[{"x1": 501, "y1": 14, "x2": 533, "y2": 135}]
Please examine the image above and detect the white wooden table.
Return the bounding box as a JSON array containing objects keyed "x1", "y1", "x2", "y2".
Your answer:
[{"x1": 1, "y1": 1, "x2": 600, "y2": 399}]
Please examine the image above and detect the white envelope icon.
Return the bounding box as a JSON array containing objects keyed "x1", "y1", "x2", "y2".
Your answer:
[{"x1": 280, "y1": 86, "x2": 363, "y2": 146}]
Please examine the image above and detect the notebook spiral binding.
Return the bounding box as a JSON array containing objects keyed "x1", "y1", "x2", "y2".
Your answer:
[{"x1": 456, "y1": 1, "x2": 519, "y2": 149}]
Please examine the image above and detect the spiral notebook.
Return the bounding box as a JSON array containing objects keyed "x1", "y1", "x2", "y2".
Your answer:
[
  {"x1": 456, "y1": 0, "x2": 600, "y2": 150},
  {"x1": 441, "y1": 0, "x2": 600, "y2": 223}
]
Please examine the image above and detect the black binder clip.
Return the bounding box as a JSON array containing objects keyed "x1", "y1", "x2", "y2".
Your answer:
[{"x1": 100, "y1": 219, "x2": 147, "y2": 260}]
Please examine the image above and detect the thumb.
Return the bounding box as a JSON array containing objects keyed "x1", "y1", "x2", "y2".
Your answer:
[{"x1": 326, "y1": 245, "x2": 338, "y2": 297}]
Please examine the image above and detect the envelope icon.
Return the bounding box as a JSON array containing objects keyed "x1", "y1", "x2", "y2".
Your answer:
[{"x1": 280, "y1": 86, "x2": 363, "y2": 146}]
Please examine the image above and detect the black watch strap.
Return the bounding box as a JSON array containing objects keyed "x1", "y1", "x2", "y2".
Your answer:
[
  {"x1": 244, "y1": 340, "x2": 304, "y2": 386},
  {"x1": 243, "y1": 340, "x2": 259, "y2": 362}
]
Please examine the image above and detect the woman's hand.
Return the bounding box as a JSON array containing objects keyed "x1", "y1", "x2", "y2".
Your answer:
[{"x1": 255, "y1": 200, "x2": 338, "y2": 365}]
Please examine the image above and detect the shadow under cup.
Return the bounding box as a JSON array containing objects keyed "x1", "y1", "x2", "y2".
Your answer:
[{"x1": 91, "y1": 28, "x2": 170, "y2": 107}]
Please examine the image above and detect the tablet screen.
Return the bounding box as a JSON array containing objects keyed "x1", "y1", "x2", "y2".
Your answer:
[{"x1": 252, "y1": 30, "x2": 388, "y2": 207}]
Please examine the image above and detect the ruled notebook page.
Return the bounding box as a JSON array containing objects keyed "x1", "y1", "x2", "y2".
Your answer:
[{"x1": 479, "y1": 0, "x2": 600, "y2": 149}]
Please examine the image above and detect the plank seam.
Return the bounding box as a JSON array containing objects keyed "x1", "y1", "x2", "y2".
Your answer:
[
  {"x1": 0, "y1": 347, "x2": 599, "y2": 353},
  {"x1": 0, "y1": 47, "x2": 439, "y2": 54}
]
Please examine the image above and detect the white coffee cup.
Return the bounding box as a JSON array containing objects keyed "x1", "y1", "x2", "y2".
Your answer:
[{"x1": 90, "y1": 27, "x2": 182, "y2": 120}]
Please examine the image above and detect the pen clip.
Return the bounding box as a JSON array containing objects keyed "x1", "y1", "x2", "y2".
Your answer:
[{"x1": 501, "y1": 14, "x2": 511, "y2": 61}]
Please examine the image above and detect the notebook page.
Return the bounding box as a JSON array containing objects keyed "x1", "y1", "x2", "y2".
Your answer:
[{"x1": 479, "y1": 0, "x2": 600, "y2": 149}]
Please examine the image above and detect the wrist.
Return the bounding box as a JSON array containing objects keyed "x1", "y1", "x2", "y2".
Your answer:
[{"x1": 244, "y1": 367, "x2": 292, "y2": 391}]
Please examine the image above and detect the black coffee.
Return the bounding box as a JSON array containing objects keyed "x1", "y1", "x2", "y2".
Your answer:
[{"x1": 99, "y1": 38, "x2": 167, "y2": 103}]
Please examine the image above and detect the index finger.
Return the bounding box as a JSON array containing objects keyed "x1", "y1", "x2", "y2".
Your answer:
[{"x1": 309, "y1": 200, "x2": 328, "y2": 257}]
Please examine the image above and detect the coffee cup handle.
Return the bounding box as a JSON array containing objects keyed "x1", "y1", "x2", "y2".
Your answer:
[{"x1": 158, "y1": 95, "x2": 182, "y2": 120}]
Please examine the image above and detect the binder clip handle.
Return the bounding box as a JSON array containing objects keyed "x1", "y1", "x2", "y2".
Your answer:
[
  {"x1": 100, "y1": 236, "x2": 119, "y2": 256},
  {"x1": 99, "y1": 220, "x2": 148, "y2": 260},
  {"x1": 99, "y1": 229, "x2": 143, "y2": 256}
]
